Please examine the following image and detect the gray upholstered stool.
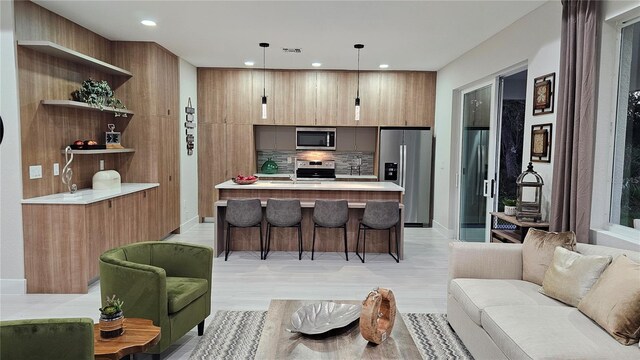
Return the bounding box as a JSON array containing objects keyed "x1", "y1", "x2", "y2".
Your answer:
[
  {"x1": 356, "y1": 201, "x2": 400, "y2": 263},
  {"x1": 312, "y1": 200, "x2": 349, "y2": 261},
  {"x1": 264, "y1": 199, "x2": 303, "y2": 260},
  {"x1": 225, "y1": 199, "x2": 263, "y2": 261}
]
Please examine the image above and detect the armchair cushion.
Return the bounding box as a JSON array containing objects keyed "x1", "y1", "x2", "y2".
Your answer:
[
  {"x1": 166, "y1": 277, "x2": 208, "y2": 314},
  {"x1": 0, "y1": 318, "x2": 94, "y2": 360}
]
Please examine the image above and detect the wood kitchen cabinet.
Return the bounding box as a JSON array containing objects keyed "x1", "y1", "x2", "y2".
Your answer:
[
  {"x1": 198, "y1": 122, "x2": 227, "y2": 217},
  {"x1": 274, "y1": 71, "x2": 296, "y2": 125},
  {"x1": 294, "y1": 71, "x2": 316, "y2": 125},
  {"x1": 378, "y1": 73, "x2": 406, "y2": 126},
  {"x1": 198, "y1": 68, "x2": 226, "y2": 124},
  {"x1": 251, "y1": 69, "x2": 275, "y2": 124},
  {"x1": 226, "y1": 69, "x2": 252, "y2": 124},
  {"x1": 23, "y1": 187, "x2": 158, "y2": 294},
  {"x1": 336, "y1": 72, "x2": 357, "y2": 124},
  {"x1": 316, "y1": 71, "x2": 338, "y2": 126}
]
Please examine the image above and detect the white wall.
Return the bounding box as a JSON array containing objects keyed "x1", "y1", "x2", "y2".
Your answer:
[
  {"x1": 432, "y1": 1, "x2": 561, "y2": 237},
  {"x1": 590, "y1": 1, "x2": 640, "y2": 250},
  {"x1": 179, "y1": 58, "x2": 199, "y2": 231},
  {"x1": 0, "y1": 0, "x2": 26, "y2": 293}
]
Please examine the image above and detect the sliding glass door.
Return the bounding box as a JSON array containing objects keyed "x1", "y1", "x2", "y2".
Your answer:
[{"x1": 458, "y1": 83, "x2": 497, "y2": 242}]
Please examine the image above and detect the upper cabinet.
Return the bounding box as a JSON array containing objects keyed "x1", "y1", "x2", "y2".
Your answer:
[{"x1": 197, "y1": 69, "x2": 436, "y2": 128}]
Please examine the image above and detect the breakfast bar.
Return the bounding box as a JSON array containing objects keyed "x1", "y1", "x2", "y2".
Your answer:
[{"x1": 214, "y1": 180, "x2": 405, "y2": 259}]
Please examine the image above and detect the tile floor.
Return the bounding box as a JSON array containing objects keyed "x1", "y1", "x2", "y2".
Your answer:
[{"x1": 0, "y1": 223, "x2": 453, "y2": 359}]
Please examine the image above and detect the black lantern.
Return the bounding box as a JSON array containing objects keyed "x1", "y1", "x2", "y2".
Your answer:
[{"x1": 516, "y1": 162, "x2": 543, "y2": 222}]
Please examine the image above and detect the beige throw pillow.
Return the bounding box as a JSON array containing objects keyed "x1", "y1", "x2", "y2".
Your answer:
[
  {"x1": 522, "y1": 228, "x2": 577, "y2": 285},
  {"x1": 540, "y1": 247, "x2": 611, "y2": 307},
  {"x1": 578, "y1": 256, "x2": 640, "y2": 345}
]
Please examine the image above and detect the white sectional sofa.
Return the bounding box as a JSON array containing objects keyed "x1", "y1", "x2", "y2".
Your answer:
[{"x1": 447, "y1": 242, "x2": 640, "y2": 360}]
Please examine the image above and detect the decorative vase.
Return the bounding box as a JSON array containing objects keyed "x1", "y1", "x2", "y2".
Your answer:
[
  {"x1": 99, "y1": 311, "x2": 124, "y2": 338},
  {"x1": 261, "y1": 157, "x2": 278, "y2": 174},
  {"x1": 504, "y1": 206, "x2": 517, "y2": 216}
]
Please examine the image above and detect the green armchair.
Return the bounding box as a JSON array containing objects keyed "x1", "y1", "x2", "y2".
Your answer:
[
  {"x1": 0, "y1": 318, "x2": 94, "y2": 360},
  {"x1": 99, "y1": 241, "x2": 213, "y2": 359}
]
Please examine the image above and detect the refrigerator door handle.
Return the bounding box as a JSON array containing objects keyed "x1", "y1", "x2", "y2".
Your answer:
[
  {"x1": 399, "y1": 145, "x2": 404, "y2": 188},
  {"x1": 402, "y1": 144, "x2": 407, "y2": 188}
]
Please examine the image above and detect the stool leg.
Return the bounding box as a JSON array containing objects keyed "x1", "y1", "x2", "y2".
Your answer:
[
  {"x1": 225, "y1": 223, "x2": 231, "y2": 261},
  {"x1": 312, "y1": 224, "x2": 317, "y2": 260},
  {"x1": 264, "y1": 223, "x2": 271, "y2": 260},
  {"x1": 298, "y1": 223, "x2": 303, "y2": 260},
  {"x1": 388, "y1": 225, "x2": 399, "y2": 263},
  {"x1": 395, "y1": 225, "x2": 400, "y2": 263},
  {"x1": 343, "y1": 225, "x2": 349, "y2": 261},
  {"x1": 356, "y1": 223, "x2": 362, "y2": 261},
  {"x1": 362, "y1": 228, "x2": 366, "y2": 263},
  {"x1": 259, "y1": 223, "x2": 264, "y2": 260}
]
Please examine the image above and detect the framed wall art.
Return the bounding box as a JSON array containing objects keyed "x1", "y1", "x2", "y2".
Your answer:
[
  {"x1": 530, "y1": 123, "x2": 552, "y2": 163},
  {"x1": 532, "y1": 73, "x2": 555, "y2": 116}
]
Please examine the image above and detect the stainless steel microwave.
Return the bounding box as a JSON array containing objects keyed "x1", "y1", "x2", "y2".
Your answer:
[{"x1": 295, "y1": 127, "x2": 336, "y2": 150}]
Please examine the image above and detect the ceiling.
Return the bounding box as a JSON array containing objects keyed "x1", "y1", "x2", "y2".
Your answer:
[{"x1": 34, "y1": 0, "x2": 547, "y2": 71}]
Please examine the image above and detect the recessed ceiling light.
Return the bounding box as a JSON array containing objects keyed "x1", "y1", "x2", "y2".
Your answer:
[
  {"x1": 244, "y1": 61, "x2": 255, "y2": 66},
  {"x1": 311, "y1": 62, "x2": 322, "y2": 67},
  {"x1": 379, "y1": 64, "x2": 389, "y2": 69},
  {"x1": 141, "y1": 20, "x2": 156, "y2": 27}
]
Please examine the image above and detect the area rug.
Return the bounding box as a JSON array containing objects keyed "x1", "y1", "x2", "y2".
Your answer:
[{"x1": 190, "y1": 311, "x2": 473, "y2": 359}]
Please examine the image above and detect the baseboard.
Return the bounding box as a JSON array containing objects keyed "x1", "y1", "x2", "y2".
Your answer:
[
  {"x1": 432, "y1": 220, "x2": 453, "y2": 239},
  {"x1": 179, "y1": 215, "x2": 200, "y2": 233},
  {"x1": 202, "y1": 217, "x2": 215, "y2": 223},
  {"x1": 0, "y1": 279, "x2": 26, "y2": 294}
]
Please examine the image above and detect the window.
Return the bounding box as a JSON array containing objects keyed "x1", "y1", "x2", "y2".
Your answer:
[{"x1": 611, "y1": 20, "x2": 640, "y2": 229}]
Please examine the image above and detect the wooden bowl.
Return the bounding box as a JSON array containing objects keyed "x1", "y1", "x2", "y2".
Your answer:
[{"x1": 232, "y1": 177, "x2": 258, "y2": 185}]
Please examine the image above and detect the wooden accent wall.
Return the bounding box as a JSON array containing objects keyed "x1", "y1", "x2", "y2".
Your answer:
[
  {"x1": 197, "y1": 68, "x2": 437, "y2": 218},
  {"x1": 16, "y1": 1, "x2": 180, "y2": 237},
  {"x1": 15, "y1": 0, "x2": 120, "y2": 198}
]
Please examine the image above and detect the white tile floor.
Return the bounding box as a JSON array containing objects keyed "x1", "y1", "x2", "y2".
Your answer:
[{"x1": 0, "y1": 223, "x2": 453, "y2": 359}]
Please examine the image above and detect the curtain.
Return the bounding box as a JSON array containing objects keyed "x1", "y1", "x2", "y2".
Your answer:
[{"x1": 550, "y1": 0, "x2": 600, "y2": 242}]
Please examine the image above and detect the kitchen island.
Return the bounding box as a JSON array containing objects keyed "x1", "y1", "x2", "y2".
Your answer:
[{"x1": 214, "y1": 180, "x2": 405, "y2": 259}]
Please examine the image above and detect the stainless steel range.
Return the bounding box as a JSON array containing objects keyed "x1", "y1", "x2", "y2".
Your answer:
[{"x1": 295, "y1": 160, "x2": 336, "y2": 180}]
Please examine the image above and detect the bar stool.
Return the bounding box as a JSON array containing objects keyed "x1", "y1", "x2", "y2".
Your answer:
[
  {"x1": 312, "y1": 200, "x2": 349, "y2": 261},
  {"x1": 225, "y1": 199, "x2": 263, "y2": 261},
  {"x1": 264, "y1": 199, "x2": 303, "y2": 260},
  {"x1": 356, "y1": 201, "x2": 400, "y2": 263}
]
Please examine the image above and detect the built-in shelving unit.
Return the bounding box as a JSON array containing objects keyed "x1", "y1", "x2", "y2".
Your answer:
[
  {"x1": 42, "y1": 100, "x2": 134, "y2": 116},
  {"x1": 61, "y1": 148, "x2": 135, "y2": 155},
  {"x1": 18, "y1": 40, "x2": 133, "y2": 76}
]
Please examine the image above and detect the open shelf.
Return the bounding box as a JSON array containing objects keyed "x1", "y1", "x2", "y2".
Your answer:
[
  {"x1": 42, "y1": 100, "x2": 134, "y2": 116},
  {"x1": 491, "y1": 229, "x2": 522, "y2": 244},
  {"x1": 18, "y1": 40, "x2": 133, "y2": 76},
  {"x1": 61, "y1": 148, "x2": 135, "y2": 155}
]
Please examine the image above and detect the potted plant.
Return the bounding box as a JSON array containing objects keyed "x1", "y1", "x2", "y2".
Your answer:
[
  {"x1": 99, "y1": 295, "x2": 125, "y2": 338},
  {"x1": 503, "y1": 198, "x2": 517, "y2": 216},
  {"x1": 72, "y1": 79, "x2": 128, "y2": 117}
]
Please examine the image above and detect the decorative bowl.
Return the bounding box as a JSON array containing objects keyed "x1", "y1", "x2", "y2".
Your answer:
[
  {"x1": 287, "y1": 302, "x2": 362, "y2": 335},
  {"x1": 231, "y1": 176, "x2": 258, "y2": 185}
]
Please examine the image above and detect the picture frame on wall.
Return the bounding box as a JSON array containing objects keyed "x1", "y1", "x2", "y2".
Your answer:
[
  {"x1": 532, "y1": 73, "x2": 555, "y2": 116},
  {"x1": 530, "y1": 123, "x2": 552, "y2": 163}
]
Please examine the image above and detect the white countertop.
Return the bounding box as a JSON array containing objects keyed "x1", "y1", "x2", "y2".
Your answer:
[
  {"x1": 22, "y1": 183, "x2": 159, "y2": 205},
  {"x1": 254, "y1": 173, "x2": 378, "y2": 180},
  {"x1": 216, "y1": 180, "x2": 403, "y2": 192}
]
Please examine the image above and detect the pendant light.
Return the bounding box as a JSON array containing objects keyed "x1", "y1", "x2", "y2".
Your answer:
[
  {"x1": 354, "y1": 44, "x2": 364, "y2": 121},
  {"x1": 259, "y1": 42, "x2": 269, "y2": 119}
]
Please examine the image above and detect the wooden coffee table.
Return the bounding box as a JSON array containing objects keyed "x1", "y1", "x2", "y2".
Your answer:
[
  {"x1": 255, "y1": 299, "x2": 421, "y2": 359},
  {"x1": 94, "y1": 318, "x2": 161, "y2": 360}
]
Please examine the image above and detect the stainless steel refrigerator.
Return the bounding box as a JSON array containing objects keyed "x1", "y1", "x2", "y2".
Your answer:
[{"x1": 379, "y1": 128, "x2": 432, "y2": 226}]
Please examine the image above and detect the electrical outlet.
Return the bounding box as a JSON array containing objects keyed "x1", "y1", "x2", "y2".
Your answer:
[
  {"x1": 29, "y1": 165, "x2": 42, "y2": 179},
  {"x1": 99, "y1": 159, "x2": 105, "y2": 171},
  {"x1": 53, "y1": 163, "x2": 60, "y2": 176}
]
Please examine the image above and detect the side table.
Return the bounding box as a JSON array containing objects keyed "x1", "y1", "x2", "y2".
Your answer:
[
  {"x1": 490, "y1": 212, "x2": 549, "y2": 243},
  {"x1": 94, "y1": 318, "x2": 161, "y2": 360}
]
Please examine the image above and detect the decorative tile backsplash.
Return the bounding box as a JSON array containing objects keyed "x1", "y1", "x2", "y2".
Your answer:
[{"x1": 257, "y1": 151, "x2": 374, "y2": 175}]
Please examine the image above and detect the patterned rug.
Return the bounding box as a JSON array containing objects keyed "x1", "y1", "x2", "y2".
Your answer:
[{"x1": 190, "y1": 311, "x2": 473, "y2": 359}]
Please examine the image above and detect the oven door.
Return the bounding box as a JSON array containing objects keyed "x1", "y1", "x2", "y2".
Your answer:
[{"x1": 296, "y1": 128, "x2": 336, "y2": 150}]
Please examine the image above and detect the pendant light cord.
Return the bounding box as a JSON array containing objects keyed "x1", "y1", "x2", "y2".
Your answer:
[
  {"x1": 356, "y1": 48, "x2": 360, "y2": 98},
  {"x1": 263, "y1": 46, "x2": 266, "y2": 97}
]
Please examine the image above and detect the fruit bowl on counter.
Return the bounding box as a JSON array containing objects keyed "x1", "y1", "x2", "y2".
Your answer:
[{"x1": 232, "y1": 175, "x2": 258, "y2": 185}]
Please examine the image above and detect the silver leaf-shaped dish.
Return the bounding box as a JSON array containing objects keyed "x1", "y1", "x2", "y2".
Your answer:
[{"x1": 288, "y1": 302, "x2": 362, "y2": 335}]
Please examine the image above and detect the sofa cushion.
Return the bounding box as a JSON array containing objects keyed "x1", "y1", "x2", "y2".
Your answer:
[
  {"x1": 449, "y1": 279, "x2": 563, "y2": 326},
  {"x1": 540, "y1": 247, "x2": 612, "y2": 307},
  {"x1": 522, "y1": 228, "x2": 576, "y2": 286},
  {"x1": 578, "y1": 256, "x2": 640, "y2": 345},
  {"x1": 166, "y1": 277, "x2": 208, "y2": 314},
  {"x1": 481, "y1": 305, "x2": 640, "y2": 360}
]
